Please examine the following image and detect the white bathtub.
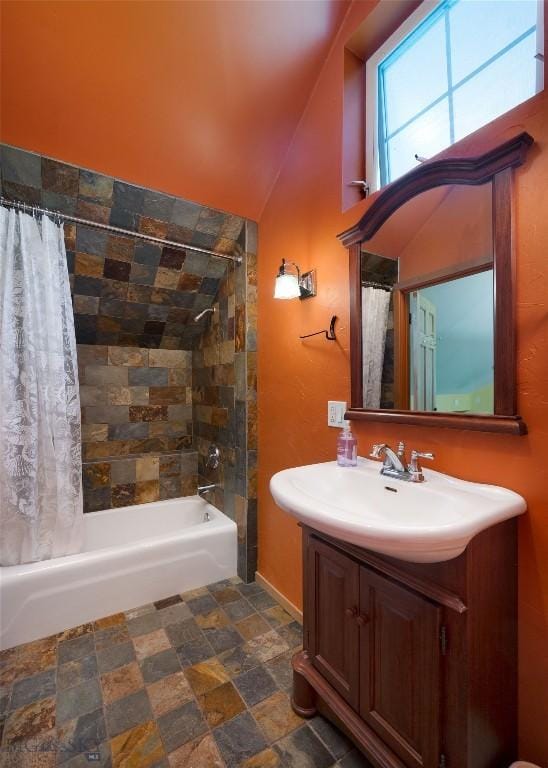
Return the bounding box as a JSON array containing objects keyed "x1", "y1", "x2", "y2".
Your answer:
[{"x1": 0, "y1": 496, "x2": 237, "y2": 650}]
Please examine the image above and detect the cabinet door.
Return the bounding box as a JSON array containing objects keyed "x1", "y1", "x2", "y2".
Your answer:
[
  {"x1": 359, "y1": 567, "x2": 441, "y2": 768},
  {"x1": 307, "y1": 536, "x2": 360, "y2": 709}
]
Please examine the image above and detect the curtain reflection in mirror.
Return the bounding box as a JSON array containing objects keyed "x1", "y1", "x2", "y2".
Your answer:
[{"x1": 362, "y1": 286, "x2": 391, "y2": 409}]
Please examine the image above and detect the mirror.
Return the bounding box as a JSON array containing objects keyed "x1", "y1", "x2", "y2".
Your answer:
[
  {"x1": 338, "y1": 132, "x2": 534, "y2": 434},
  {"x1": 360, "y1": 183, "x2": 494, "y2": 414}
]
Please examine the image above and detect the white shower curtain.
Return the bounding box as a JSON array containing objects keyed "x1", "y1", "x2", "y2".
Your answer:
[
  {"x1": 0, "y1": 207, "x2": 83, "y2": 566},
  {"x1": 362, "y1": 286, "x2": 391, "y2": 409}
]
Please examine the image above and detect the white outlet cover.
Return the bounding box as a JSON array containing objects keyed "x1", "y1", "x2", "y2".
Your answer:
[{"x1": 328, "y1": 400, "x2": 347, "y2": 428}]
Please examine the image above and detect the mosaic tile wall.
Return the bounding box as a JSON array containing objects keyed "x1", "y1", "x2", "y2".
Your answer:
[
  {"x1": 79, "y1": 345, "x2": 197, "y2": 513},
  {"x1": 0, "y1": 143, "x2": 244, "y2": 350},
  {"x1": 193, "y1": 220, "x2": 258, "y2": 581},
  {"x1": 0, "y1": 144, "x2": 259, "y2": 582}
]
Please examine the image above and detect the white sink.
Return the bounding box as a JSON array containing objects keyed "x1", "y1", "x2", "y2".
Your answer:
[{"x1": 269, "y1": 458, "x2": 526, "y2": 563}]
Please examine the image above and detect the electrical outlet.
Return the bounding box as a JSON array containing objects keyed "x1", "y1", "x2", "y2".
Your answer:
[{"x1": 328, "y1": 400, "x2": 347, "y2": 428}]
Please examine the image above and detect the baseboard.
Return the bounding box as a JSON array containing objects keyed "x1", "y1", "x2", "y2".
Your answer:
[{"x1": 255, "y1": 571, "x2": 303, "y2": 623}]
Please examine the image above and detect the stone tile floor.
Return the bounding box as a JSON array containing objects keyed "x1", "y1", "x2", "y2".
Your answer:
[{"x1": 0, "y1": 578, "x2": 372, "y2": 767}]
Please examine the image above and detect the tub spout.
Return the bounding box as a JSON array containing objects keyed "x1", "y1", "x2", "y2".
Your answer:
[{"x1": 198, "y1": 484, "x2": 216, "y2": 498}]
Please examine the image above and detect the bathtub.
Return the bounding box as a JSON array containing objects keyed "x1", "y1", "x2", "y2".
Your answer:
[{"x1": 0, "y1": 496, "x2": 237, "y2": 650}]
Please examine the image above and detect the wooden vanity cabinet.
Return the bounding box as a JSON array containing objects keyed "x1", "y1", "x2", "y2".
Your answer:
[{"x1": 293, "y1": 523, "x2": 518, "y2": 768}]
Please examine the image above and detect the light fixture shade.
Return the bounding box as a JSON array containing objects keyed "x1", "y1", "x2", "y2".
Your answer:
[{"x1": 274, "y1": 273, "x2": 301, "y2": 299}]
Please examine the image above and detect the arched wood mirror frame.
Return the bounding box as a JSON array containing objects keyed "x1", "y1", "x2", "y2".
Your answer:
[{"x1": 338, "y1": 132, "x2": 534, "y2": 435}]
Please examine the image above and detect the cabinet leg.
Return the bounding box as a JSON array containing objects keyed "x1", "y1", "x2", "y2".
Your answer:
[{"x1": 291, "y1": 651, "x2": 317, "y2": 717}]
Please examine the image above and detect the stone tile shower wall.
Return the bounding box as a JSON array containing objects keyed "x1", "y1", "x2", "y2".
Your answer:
[
  {"x1": 0, "y1": 144, "x2": 258, "y2": 581},
  {"x1": 79, "y1": 345, "x2": 197, "y2": 512},
  {"x1": 193, "y1": 221, "x2": 258, "y2": 580}
]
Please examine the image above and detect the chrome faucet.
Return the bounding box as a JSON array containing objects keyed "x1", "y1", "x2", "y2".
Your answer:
[
  {"x1": 370, "y1": 442, "x2": 434, "y2": 483},
  {"x1": 198, "y1": 483, "x2": 216, "y2": 498}
]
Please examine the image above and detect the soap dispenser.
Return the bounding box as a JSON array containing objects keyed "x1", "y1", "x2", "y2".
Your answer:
[{"x1": 337, "y1": 420, "x2": 358, "y2": 467}]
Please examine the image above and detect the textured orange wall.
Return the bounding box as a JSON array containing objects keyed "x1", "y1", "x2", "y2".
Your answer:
[
  {"x1": 257, "y1": 3, "x2": 548, "y2": 763},
  {"x1": 0, "y1": 0, "x2": 348, "y2": 221}
]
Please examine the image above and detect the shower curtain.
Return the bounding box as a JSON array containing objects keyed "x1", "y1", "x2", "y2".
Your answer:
[
  {"x1": 0, "y1": 207, "x2": 83, "y2": 566},
  {"x1": 362, "y1": 286, "x2": 391, "y2": 409}
]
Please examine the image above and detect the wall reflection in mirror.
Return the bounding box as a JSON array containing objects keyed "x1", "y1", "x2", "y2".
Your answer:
[{"x1": 360, "y1": 183, "x2": 494, "y2": 415}]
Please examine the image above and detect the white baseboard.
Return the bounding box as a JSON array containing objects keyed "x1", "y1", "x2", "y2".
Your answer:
[{"x1": 254, "y1": 571, "x2": 303, "y2": 623}]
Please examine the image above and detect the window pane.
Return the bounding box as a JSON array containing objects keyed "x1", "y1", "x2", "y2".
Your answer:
[
  {"x1": 453, "y1": 32, "x2": 537, "y2": 142},
  {"x1": 382, "y1": 15, "x2": 447, "y2": 136},
  {"x1": 387, "y1": 99, "x2": 451, "y2": 181},
  {"x1": 449, "y1": 0, "x2": 538, "y2": 84}
]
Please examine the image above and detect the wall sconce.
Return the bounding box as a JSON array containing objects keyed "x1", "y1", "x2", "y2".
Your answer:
[{"x1": 273, "y1": 259, "x2": 317, "y2": 300}]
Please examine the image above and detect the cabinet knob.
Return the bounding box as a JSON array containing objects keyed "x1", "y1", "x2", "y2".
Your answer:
[
  {"x1": 356, "y1": 613, "x2": 369, "y2": 626},
  {"x1": 345, "y1": 607, "x2": 357, "y2": 618}
]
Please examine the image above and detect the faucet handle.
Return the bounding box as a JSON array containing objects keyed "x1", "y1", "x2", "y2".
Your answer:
[
  {"x1": 397, "y1": 441, "x2": 405, "y2": 458},
  {"x1": 408, "y1": 449, "x2": 435, "y2": 482},
  {"x1": 370, "y1": 443, "x2": 384, "y2": 458}
]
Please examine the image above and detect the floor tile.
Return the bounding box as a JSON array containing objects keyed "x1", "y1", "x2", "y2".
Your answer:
[
  {"x1": 240, "y1": 748, "x2": 282, "y2": 767},
  {"x1": 213, "y1": 711, "x2": 267, "y2": 768},
  {"x1": 252, "y1": 691, "x2": 303, "y2": 742},
  {"x1": 140, "y1": 648, "x2": 181, "y2": 685},
  {"x1": 265, "y1": 650, "x2": 294, "y2": 693},
  {"x1": 57, "y1": 707, "x2": 107, "y2": 764},
  {"x1": 157, "y1": 602, "x2": 192, "y2": 628},
  {"x1": 167, "y1": 733, "x2": 225, "y2": 767},
  {"x1": 212, "y1": 587, "x2": 241, "y2": 605},
  {"x1": 262, "y1": 605, "x2": 294, "y2": 628},
  {"x1": 100, "y1": 661, "x2": 144, "y2": 705},
  {"x1": 1, "y1": 727, "x2": 57, "y2": 766},
  {"x1": 202, "y1": 626, "x2": 243, "y2": 654},
  {"x1": 57, "y1": 624, "x2": 93, "y2": 643},
  {"x1": 126, "y1": 611, "x2": 162, "y2": 638},
  {"x1": 243, "y1": 631, "x2": 289, "y2": 664},
  {"x1": 195, "y1": 608, "x2": 231, "y2": 631},
  {"x1": 10, "y1": 669, "x2": 56, "y2": 710},
  {"x1": 234, "y1": 666, "x2": 278, "y2": 708},
  {"x1": 96, "y1": 641, "x2": 135, "y2": 674},
  {"x1": 186, "y1": 594, "x2": 218, "y2": 616},
  {"x1": 235, "y1": 613, "x2": 271, "y2": 641},
  {"x1": 93, "y1": 613, "x2": 126, "y2": 631},
  {"x1": 105, "y1": 688, "x2": 153, "y2": 738},
  {"x1": 223, "y1": 599, "x2": 255, "y2": 623},
  {"x1": 124, "y1": 603, "x2": 155, "y2": 621},
  {"x1": 185, "y1": 658, "x2": 230, "y2": 696},
  {"x1": 2, "y1": 697, "x2": 56, "y2": 745},
  {"x1": 236, "y1": 582, "x2": 264, "y2": 598},
  {"x1": 110, "y1": 719, "x2": 165, "y2": 768},
  {"x1": 132, "y1": 629, "x2": 170, "y2": 661},
  {"x1": 218, "y1": 644, "x2": 259, "y2": 678},
  {"x1": 147, "y1": 671, "x2": 193, "y2": 718},
  {"x1": 95, "y1": 626, "x2": 131, "y2": 652},
  {"x1": 58, "y1": 634, "x2": 95, "y2": 665},
  {"x1": 276, "y1": 622, "x2": 303, "y2": 651},
  {"x1": 247, "y1": 592, "x2": 277, "y2": 611},
  {"x1": 175, "y1": 637, "x2": 215, "y2": 667},
  {"x1": 2, "y1": 578, "x2": 363, "y2": 768},
  {"x1": 157, "y1": 700, "x2": 207, "y2": 753},
  {"x1": 197, "y1": 680, "x2": 245, "y2": 727},
  {"x1": 57, "y1": 654, "x2": 98, "y2": 691},
  {"x1": 164, "y1": 618, "x2": 201, "y2": 647},
  {"x1": 154, "y1": 595, "x2": 182, "y2": 610},
  {"x1": 57, "y1": 678, "x2": 103, "y2": 724},
  {"x1": 273, "y1": 724, "x2": 333, "y2": 768}
]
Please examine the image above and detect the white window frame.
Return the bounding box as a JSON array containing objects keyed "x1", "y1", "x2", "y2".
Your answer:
[{"x1": 365, "y1": 0, "x2": 544, "y2": 194}]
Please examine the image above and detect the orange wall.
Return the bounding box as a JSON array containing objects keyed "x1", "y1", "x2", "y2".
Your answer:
[
  {"x1": 0, "y1": 0, "x2": 348, "y2": 221},
  {"x1": 257, "y1": 2, "x2": 548, "y2": 763}
]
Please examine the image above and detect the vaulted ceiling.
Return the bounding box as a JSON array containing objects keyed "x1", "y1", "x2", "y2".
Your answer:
[{"x1": 0, "y1": 0, "x2": 350, "y2": 221}]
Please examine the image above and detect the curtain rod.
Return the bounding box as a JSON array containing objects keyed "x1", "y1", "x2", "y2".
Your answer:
[
  {"x1": 0, "y1": 196, "x2": 242, "y2": 264},
  {"x1": 363, "y1": 280, "x2": 393, "y2": 291}
]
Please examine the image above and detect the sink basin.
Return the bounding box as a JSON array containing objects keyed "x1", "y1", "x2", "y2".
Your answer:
[{"x1": 269, "y1": 458, "x2": 526, "y2": 562}]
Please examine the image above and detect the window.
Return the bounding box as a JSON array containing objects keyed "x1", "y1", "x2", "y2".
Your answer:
[{"x1": 366, "y1": 0, "x2": 544, "y2": 190}]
